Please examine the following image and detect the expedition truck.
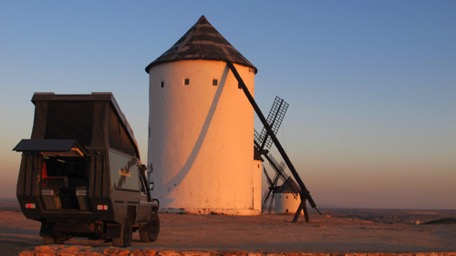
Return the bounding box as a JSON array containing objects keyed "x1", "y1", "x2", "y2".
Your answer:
[{"x1": 13, "y1": 92, "x2": 159, "y2": 247}]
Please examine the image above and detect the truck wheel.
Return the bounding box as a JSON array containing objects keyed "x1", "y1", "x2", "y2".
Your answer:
[
  {"x1": 54, "y1": 235, "x2": 66, "y2": 244},
  {"x1": 139, "y1": 212, "x2": 160, "y2": 242},
  {"x1": 42, "y1": 235, "x2": 54, "y2": 245},
  {"x1": 112, "y1": 216, "x2": 133, "y2": 247},
  {"x1": 88, "y1": 233, "x2": 101, "y2": 240},
  {"x1": 42, "y1": 234, "x2": 66, "y2": 245}
]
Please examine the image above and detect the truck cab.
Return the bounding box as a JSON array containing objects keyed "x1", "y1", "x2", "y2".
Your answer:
[{"x1": 14, "y1": 92, "x2": 159, "y2": 247}]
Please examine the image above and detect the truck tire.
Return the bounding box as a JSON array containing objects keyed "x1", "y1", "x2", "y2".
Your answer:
[
  {"x1": 42, "y1": 234, "x2": 66, "y2": 245},
  {"x1": 139, "y1": 212, "x2": 160, "y2": 242},
  {"x1": 42, "y1": 235, "x2": 54, "y2": 245},
  {"x1": 54, "y1": 235, "x2": 66, "y2": 244},
  {"x1": 112, "y1": 216, "x2": 133, "y2": 247}
]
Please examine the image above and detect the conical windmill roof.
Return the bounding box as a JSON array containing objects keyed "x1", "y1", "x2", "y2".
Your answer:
[
  {"x1": 276, "y1": 177, "x2": 301, "y2": 194},
  {"x1": 145, "y1": 15, "x2": 257, "y2": 74}
]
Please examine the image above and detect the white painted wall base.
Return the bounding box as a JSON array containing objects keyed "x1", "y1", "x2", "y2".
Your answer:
[
  {"x1": 274, "y1": 192, "x2": 301, "y2": 214},
  {"x1": 159, "y1": 207, "x2": 261, "y2": 216}
]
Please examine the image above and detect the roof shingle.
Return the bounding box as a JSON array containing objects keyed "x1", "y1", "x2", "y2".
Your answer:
[{"x1": 145, "y1": 16, "x2": 257, "y2": 74}]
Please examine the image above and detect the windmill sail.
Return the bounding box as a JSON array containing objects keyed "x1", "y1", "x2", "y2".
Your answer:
[
  {"x1": 255, "y1": 96, "x2": 289, "y2": 150},
  {"x1": 227, "y1": 61, "x2": 320, "y2": 222}
]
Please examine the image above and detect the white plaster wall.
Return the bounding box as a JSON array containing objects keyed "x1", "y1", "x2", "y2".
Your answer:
[
  {"x1": 274, "y1": 192, "x2": 301, "y2": 214},
  {"x1": 252, "y1": 160, "x2": 263, "y2": 212},
  {"x1": 148, "y1": 60, "x2": 259, "y2": 215}
]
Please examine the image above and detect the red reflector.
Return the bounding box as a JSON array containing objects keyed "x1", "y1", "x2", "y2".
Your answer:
[
  {"x1": 25, "y1": 203, "x2": 36, "y2": 209},
  {"x1": 97, "y1": 204, "x2": 109, "y2": 210}
]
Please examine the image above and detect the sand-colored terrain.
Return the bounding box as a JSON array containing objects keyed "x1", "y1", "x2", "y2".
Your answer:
[{"x1": 0, "y1": 199, "x2": 454, "y2": 255}]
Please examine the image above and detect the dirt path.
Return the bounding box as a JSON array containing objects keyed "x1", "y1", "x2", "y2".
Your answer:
[{"x1": 1, "y1": 207, "x2": 455, "y2": 256}]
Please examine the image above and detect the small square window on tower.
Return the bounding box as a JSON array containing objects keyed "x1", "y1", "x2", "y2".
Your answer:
[
  {"x1": 184, "y1": 78, "x2": 190, "y2": 85},
  {"x1": 212, "y1": 79, "x2": 218, "y2": 86},
  {"x1": 161, "y1": 81, "x2": 164, "y2": 88}
]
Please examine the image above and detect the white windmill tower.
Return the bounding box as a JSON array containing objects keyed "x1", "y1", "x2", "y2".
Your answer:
[{"x1": 145, "y1": 16, "x2": 262, "y2": 215}]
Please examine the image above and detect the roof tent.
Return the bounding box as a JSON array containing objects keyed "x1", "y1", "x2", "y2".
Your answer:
[{"x1": 24, "y1": 92, "x2": 140, "y2": 158}]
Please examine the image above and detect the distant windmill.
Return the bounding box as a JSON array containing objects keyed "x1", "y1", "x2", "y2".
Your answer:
[
  {"x1": 263, "y1": 153, "x2": 301, "y2": 213},
  {"x1": 227, "y1": 61, "x2": 321, "y2": 222},
  {"x1": 253, "y1": 96, "x2": 299, "y2": 212}
]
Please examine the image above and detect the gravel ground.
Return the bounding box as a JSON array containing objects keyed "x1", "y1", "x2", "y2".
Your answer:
[{"x1": 0, "y1": 200, "x2": 455, "y2": 256}]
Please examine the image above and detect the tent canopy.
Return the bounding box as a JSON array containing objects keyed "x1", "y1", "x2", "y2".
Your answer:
[{"x1": 28, "y1": 92, "x2": 140, "y2": 158}]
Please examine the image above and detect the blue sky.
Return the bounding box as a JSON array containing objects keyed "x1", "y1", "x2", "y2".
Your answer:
[{"x1": 1, "y1": 1, "x2": 455, "y2": 209}]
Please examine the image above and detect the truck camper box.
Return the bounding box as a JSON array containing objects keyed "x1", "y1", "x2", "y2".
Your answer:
[{"x1": 14, "y1": 92, "x2": 159, "y2": 247}]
